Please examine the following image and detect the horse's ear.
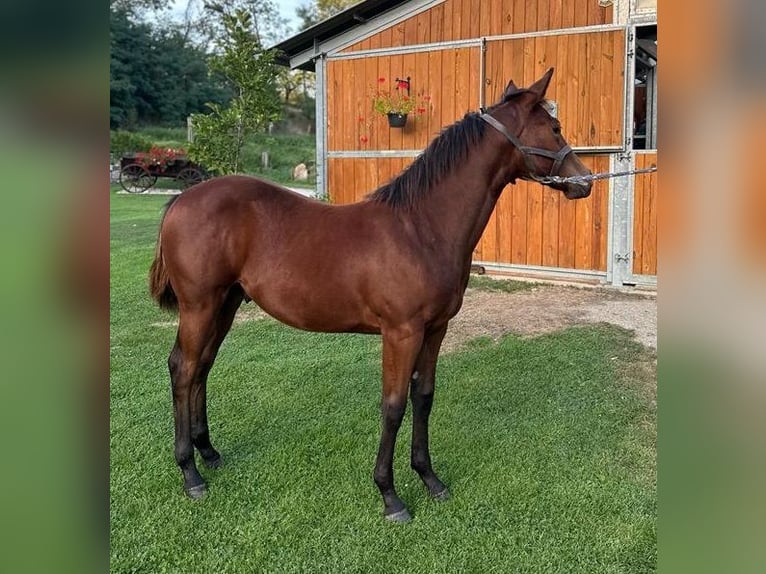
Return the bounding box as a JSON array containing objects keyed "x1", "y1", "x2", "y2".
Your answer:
[
  {"x1": 527, "y1": 68, "x2": 554, "y2": 102},
  {"x1": 501, "y1": 79, "x2": 520, "y2": 100}
]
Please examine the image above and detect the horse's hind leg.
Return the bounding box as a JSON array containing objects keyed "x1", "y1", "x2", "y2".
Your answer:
[
  {"x1": 410, "y1": 325, "x2": 449, "y2": 500},
  {"x1": 374, "y1": 325, "x2": 424, "y2": 522},
  {"x1": 168, "y1": 293, "x2": 227, "y2": 498},
  {"x1": 190, "y1": 285, "x2": 244, "y2": 468}
]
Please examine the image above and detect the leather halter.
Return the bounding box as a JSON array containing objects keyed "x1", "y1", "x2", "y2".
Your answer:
[{"x1": 479, "y1": 113, "x2": 573, "y2": 180}]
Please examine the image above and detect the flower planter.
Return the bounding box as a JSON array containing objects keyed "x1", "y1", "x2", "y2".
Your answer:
[{"x1": 387, "y1": 112, "x2": 408, "y2": 128}]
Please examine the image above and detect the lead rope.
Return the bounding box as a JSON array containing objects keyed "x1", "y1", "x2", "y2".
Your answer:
[{"x1": 530, "y1": 165, "x2": 657, "y2": 186}]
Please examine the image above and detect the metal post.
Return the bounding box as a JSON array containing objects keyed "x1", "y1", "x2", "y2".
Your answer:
[
  {"x1": 610, "y1": 152, "x2": 634, "y2": 286},
  {"x1": 314, "y1": 53, "x2": 327, "y2": 200}
]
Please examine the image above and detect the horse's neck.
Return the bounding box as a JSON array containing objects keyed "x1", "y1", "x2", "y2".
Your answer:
[{"x1": 417, "y1": 141, "x2": 510, "y2": 264}]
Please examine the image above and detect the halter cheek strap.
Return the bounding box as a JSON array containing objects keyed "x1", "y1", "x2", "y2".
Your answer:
[{"x1": 479, "y1": 113, "x2": 573, "y2": 178}]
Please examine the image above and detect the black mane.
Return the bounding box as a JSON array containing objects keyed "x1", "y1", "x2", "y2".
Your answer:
[{"x1": 367, "y1": 112, "x2": 487, "y2": 208}]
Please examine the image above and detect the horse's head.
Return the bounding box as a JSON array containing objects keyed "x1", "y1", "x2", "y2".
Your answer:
[{"x1": 485, "y1": 68, "x2": 592, "y2": 200}]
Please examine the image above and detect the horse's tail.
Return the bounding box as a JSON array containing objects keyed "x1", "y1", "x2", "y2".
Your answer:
[{"x1": 149, "y1": 196, "x2": 180, "y2": 311}]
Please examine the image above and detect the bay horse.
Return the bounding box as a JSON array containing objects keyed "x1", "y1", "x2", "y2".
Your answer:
[{"x1": 149, "y1": 68, "x2": 592, "y2": 522}]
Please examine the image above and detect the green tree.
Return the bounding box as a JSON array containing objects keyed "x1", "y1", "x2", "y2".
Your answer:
[
  {"x1": 189, "y1": 7, "x2": 281, "y2": 174},
  {"x1": 296, "y1": 0, "x2": 357, "y2": 30},
  {"x1": 110, "y1": 7, "x2": 230, "y2": 128}
]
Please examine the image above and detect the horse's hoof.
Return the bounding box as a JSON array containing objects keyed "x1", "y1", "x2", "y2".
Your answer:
[
  {"x1": 384, "y1": 508, "x2": 412, "y2": 523},
  {"x1": 185, "y1": 483, "x2": 207, "y2": 499},
  {"x1": 431, "y1": 487, "x2": 450, "y2": 501},
  {"x1": 203, "y1": 455, "x2": 222, "y2": 469}
]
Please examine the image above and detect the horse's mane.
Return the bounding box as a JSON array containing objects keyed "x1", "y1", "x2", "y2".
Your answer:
[{"x1": 367, "y1": 112, "x2": 487, "y2": 209}]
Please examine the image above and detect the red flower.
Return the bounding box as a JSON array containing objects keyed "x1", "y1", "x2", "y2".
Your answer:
[
  {"x1": 359, "y1": 135, "x2": 369, "y2": 143},
  {"x1": 377, "y1": 77, "x2": 386, "y2": 83},
  {"x1": 423, "y1": 95, "x2": 432, "y2": 101},
  {"x1": 397, "y1": 81, "x2": 409, "y2": 89},
  {"x1": 416, "y1": 107, "x2": 426, "y2": 114},
  {"x1": 358, "y1": 115, "x2": 365, "y2": 122}
]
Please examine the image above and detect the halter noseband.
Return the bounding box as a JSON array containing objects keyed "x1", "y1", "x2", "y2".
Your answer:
[{"x1": 479, "y1": 113, "x2": 573, "y2": 181}]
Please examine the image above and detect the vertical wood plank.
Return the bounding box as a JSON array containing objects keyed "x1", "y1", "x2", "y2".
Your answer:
[
  {"x1": 633, "y1": 160, "x2": 645, "y2": 273},
  {"x1": 441, "y1": 48, "x2": 457, "y2": 124},
  {"x1": 511, "y1": 181, "x2": 529, "y2": 264},
  {"x1": 558, "y1": 180, "x2": 577, "y2": 268},
  {"x1": 400, "y1": 51, "x2": 417, "y2": 150},
  {"x1": 574, "y1": 189, "x2": 593, "y2": 269},
  {"x1": 537, "y1": 0, "x2": 550, "y2": 31},
  {"x1": 443, "y1": 0, "x2": 454, "y2": 42},
  {"x1": 585, "y1": 30, "x2": 601, "y2": 147},
  {"x1": 388, "y1": 53, "x2": 404, "y2": 150},
  {"x1": 452, "y1": 0, "x2": 463, "y2": 40},
  {"x1": 550, "y1": 0, "x2": 563, "y2": 29},
  {"x1": 464, "y1": 0, "x2": 477, "y2": 40},
  {"x1": 404, "y1": 12, "x2": 419, "y2": 46},
  {"x1": 428, "y1": 49, "x2": 443, "y2": 140},
  {"x1": 479, "y1": 0, "x2": 491, "y2": 38},
  {"x1": 496, "y1": 187, "x2": 513, "y2": 263},
  {"x1": 511, "y1": 0, "x2": 525, "y2": 34},
  {"x1": 574, "y1": 0, "x2": 589, "y2": 28},
  {"x1": 524, "y1": 0, "x2": 538, "y2": 34},
  {"x1": 562, "y1": 0, "x2": 575, "y2": 28},
  {"x1": 363, "y1": 54, "x2": 377, "y2": 149},
  {"x1": 614, "y1": 29, "x2": 625, "y2": 144},
  {"x1": 468, "y1": 47, "x2": 480, "y2": 113},
  {"x1": 416, "y1": 10, "x2": 430, "y2": 44},
  {"x1": 430, "y1": 2, "x2": 445, "y2": 43},
  {"x1": 326, "y1": 62, "x2": 337, "y2": 151},
  {"x1": 490, "y1": 0, "x2": 503, "y2": 37},
  {"x1": 379, "y1": 23, "x2": 393, "y2": 51}
]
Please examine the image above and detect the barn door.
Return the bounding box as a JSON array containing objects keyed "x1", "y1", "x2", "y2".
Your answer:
[{"x1": 474, "y1": 29, "x2": 626, "y2": 274}]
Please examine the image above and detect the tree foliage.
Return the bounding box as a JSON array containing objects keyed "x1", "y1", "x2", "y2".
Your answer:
[
  {"x1": 189, "y1": 8, "x2": 282, "y2": 174},
  {"x1": 110, "y1": 8, "x2": 230, "y2": 128},
  {"x1": 296, "y1": 0, "x2": 357, "y2": 30}
]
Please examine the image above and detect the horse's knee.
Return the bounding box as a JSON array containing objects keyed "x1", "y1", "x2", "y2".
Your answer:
[{"x1": 382, "y1": 397, "x2": 407, "y2": 424}]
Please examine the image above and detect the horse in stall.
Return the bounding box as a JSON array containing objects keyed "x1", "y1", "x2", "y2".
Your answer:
[{"x1": 149, "y1": 68, "x2": 592, "y2": 522}]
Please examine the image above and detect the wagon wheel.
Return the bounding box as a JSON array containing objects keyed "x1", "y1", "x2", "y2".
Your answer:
[
  {"x1": 176, "y1": 167, "x2": 205, "y2": 190},
  {"x1": 119, "y1": 164, "x2": 157, "y2": 193}
]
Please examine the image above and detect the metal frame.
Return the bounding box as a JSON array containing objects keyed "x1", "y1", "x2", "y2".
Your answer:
[
  {"x1": 327, "y1": 23, "x2": 626, "y2": 62},
  {"x1": 620, "y1": 19, "x2": 657, "y2": 287},
  {"x1": 474, "y1": 261, "x2": 608, "y2": 284},
  {"x1": 315, "y1": 53, "x2": 328, "y2": 199}
]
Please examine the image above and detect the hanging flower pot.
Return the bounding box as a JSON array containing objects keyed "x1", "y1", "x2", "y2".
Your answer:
[{"x1": 387, "y1": 112, "x2": 408, "y2": 128}]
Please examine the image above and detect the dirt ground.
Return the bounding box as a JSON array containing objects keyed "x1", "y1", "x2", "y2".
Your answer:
[{"x1": 442, "y1": 283, "x2": 657, "y2": 353}]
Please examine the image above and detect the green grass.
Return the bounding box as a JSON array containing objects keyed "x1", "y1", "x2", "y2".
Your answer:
[
  {"x1": 110, "y1": 195, "x2": 656, "y2": 573},
  {"x1": 112, "y1": 126, "x2": 316, "y2": 188},
  {"x1": 467, "y1": 274, "x2": 538, "y2": 293}
]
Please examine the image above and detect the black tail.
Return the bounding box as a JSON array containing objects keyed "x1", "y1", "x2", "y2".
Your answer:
[{"x1": 148, "y1": 196, "x2": 180, "y2": 311}]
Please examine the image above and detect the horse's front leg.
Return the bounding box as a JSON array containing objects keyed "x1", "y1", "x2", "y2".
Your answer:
[
  {"x1": 410, "y1": 325, "x2": 449, "y2": 500},
  {"x1": 374, "y1": 325, "x2": 424, "y2": 523}
]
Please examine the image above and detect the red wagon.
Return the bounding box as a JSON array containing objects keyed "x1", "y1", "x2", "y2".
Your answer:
[{"x1": 119, "y1": 149, "x2": 207, "y2": 193}]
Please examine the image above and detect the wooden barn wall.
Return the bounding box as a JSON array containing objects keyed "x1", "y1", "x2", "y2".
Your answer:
[
  {"x1": 632, "y1": 152, "x2": 658, "y2": 276},
  {"x1": 341, "y1": 0, "x2": 614, "y2": 53},
  {"x1": 484, "y1": 30, "x2": 625, "y2": 148},
  {"x1": 477, "y1": 155, "x2": 609, "y2": 271},
  {"x1": 329, "y1": 155, "x2": 609, "y2": 272},
  {"x1": 328, "y1": 157, "x2": 412, "y2": 205},
  {"x1": 326, "y1": 47, "x2": 479, "y2": 152}
]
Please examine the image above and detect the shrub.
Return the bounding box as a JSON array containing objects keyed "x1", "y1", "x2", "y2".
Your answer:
[{"x1": 110, "y1": 130, "x2": 153, "y2": 157}]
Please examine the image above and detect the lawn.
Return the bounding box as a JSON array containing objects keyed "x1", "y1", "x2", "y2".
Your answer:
[{"x1": 110, "y1": 193, "x2": 656, "y2": 573}]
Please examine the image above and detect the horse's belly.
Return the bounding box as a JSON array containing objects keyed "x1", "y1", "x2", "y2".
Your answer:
[{"x1": 246, "y1": 287, "x2": 381, "y2": 335}]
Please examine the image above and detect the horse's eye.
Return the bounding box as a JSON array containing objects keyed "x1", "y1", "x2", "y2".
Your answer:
[{"x1": 552, "y1": 125, "x2": 561, "y2": 135}]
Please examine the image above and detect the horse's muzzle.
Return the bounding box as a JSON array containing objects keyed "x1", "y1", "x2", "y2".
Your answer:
[{"x1": 563, "y1": 181, "x2": 592, "y2": 200}]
